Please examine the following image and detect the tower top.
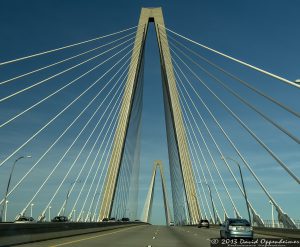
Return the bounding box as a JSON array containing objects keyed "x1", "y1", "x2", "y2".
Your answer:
[{"x1": 138, "y1": 7, "x2": 165, "y2": 24}]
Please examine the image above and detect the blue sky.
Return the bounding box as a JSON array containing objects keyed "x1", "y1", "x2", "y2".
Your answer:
[{"x1": 0, "y1": 0, "x2": 299, "y2": 225}]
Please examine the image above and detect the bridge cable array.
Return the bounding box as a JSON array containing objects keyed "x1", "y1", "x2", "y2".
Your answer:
[
  {"x1": 158, "y1": 26, "x2": 299, "y2": 228},
  {"x1": 0, "y1": 22, "x2": 298, "y2": 229},
  {"x1": 0, "y1": 25, "x2": 144, "y2": 222}
]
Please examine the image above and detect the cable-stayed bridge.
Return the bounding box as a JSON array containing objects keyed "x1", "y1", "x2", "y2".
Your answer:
[{"x1": 0, "y1": 7, "x2": 299, "y2": 246}]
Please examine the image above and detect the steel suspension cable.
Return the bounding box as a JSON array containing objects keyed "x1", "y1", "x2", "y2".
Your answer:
[
  {"x1": 164, "y1": 99, "x2": 187, "y2": 223},
  {"x1": 158, "y1": 25, "x2": 300, "y2": 89},
  {"x1": 0, "y1": 25, "x2": 139, "y2": 66},
  {"x1": 186, "y1": 130, "x2": 211, "y2": 220},
  {"x1": 0, "y1": 31, "x2": 137, "y2": 86},
  {"x1": 166, "y1": 50, "x2": 293, "y2": 213},
  {"x1": 112, "y1": 172, "x2": 124, "y2": 219},
  {"x1": 76, "y1": 98, "x2": 123, "y2": 222},
  {"x1": 93, "y1": 123, "x2": 119, "y2": 221},
  {"x1": 161, "y1": 65, "x2": 215, "y2": 221},
  {"x1": 109, "y1": 150, "x2": 131, "y2": 219},
  {"x1": 74, "y1": 97, "x2": 123, "y2": 221},
  {"x1": 0, "y1": 33, "x2": 143, "y2": 128},
  {"x1": 112, "y1": 120, "x2": 138, "y2": 219},
  {"x1": 0, "y1": 45, "x2": 141, "y2": 206},
  {"x1": 0, "y1": 35, "x2": 139, "y2": 103},
  {"x1": 182, "y1": 102, "x2": 220, "y2": 222},
  {"x1": 0, "y1": 37, "x2": 143, "y2": 169},
  {"x1": 95, "y1": 44, "x2": 145, "y2": 220},
  {"x1": 70, "y1": 50, "x2": 141, "y2": 220},
  {"x1": 40, "y1": 65, "x2": 129, "y2": 218},
  {"x1": 123, "y1": 148, "x2": 135, "y2": 212},
  {"x1": 162, "y1": 34, "x2": 300, "y2": 119},
  {"x1": 86, "y1": 139, "x2": 126, "y2": 221},
  {"x1": 170, "y1": 51, "x2": 274, "y2": 220},
  {"x1": 171, "y1": 50, "x2": 300, "y2": 184},
  {"x1": 77, "y1": 123, "x2": 116, "y2": 221},
  {"x1": 171, "y1": 48, "x2": 264, "y2": 220},
  {"x1": 187, "y1": 96, "x2": 265, "y2": 224},
  {"x1": 79, "y1": 105, "x2": 128, "y2": 222},
  {"x1": 93, "y1": 51, "x2": 144, "y2": 221},
  {"x1": 169, "y1": 45, "x2": 300, "y2": 144},
  {"x1": 67, "y1": 56, "x2": 139, "y2": 219},
  {"x1": 59, "y1": 63, "x2": 134, "y2": 217},
  {"x1": 176, "y1": 67, "x2": 242, "y2": 218},
  {"x1": 175, "y1": 67, "x2": 229, "y2": 218},
  {"x1": 67, "y1": 93, "x2": 122, "y2": 220},
  {"x1": 120, "y1": 152, "x2": 131, "y2": 217},
  {"x1": 159, "y1": 49, "x2": 197, "y2": 224},
  {"x1": 100, "y1": 56, "x2": 147, "y2": 218},
  {"x1": 20, "y1": 60, "x2": 129, "y2": 216}
]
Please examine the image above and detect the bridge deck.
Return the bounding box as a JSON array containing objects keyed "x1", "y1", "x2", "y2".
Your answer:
[{"x1": 14, "y1": 225, "x2": 280, "y2": 247}]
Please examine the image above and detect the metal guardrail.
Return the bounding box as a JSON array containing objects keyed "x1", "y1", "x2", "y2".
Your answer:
[{"x1": 0, "y1": 221, "x2": 149, "y2": 246}]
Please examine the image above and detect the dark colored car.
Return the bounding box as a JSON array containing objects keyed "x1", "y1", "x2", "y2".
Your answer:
[
  {"x1": 102, "y1": 218, "x2": 109, "y2": 222},
  {"x1": 198, "y1": 219, "x2": 209, "y2": 228},
  {"x1": 14, "y1": 216, "x2": 35, "y2": 223},
  {"x1": 51, "y1": 216, "x2": 69, "y2": 222},
  {"x1": 109, "y1": 217, "x2": 116, "y2": 222},
  {"x1": 220, "y1": 218, "x2": 253, "y2": 239},
  {"x1": 121, "y1": 217, "x2": 130, "y2": 222}
]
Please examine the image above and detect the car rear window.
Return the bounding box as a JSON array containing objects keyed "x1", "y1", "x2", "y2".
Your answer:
[{"x1": 229, "y1": 219, "x2": 250, "y2": 226}]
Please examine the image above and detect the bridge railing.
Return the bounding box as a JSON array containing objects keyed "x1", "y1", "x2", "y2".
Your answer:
[
  {"x1": 261, "y1": 220, "x2": 300, "y2": 229},
  {"x1": 186, "y1": 223, "x2": 300, "y2": 238},
  {"x1": 0, "y1": 221, "x2": 149, "y2": 246}
]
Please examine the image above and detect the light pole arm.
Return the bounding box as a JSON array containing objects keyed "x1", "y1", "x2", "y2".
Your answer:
[
  {"x1": 221, "y1": 156, "x2": 252, "y2": 225},
  {"x1": 0, "y1": 156, "x2": 25, "y2": 221}
]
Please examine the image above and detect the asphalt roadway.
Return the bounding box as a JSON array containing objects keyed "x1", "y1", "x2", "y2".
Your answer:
[{"x1": 15, "y1": 225, "x2": 275, "y2": 247}]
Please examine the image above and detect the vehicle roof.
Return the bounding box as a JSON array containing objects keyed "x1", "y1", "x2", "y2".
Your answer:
[
  {"x1": 227, "y1": 218, "x2": 249, "y2": 221},
  {"x1": 16, "y1": 216, "x2": 30, "y2": 219}
]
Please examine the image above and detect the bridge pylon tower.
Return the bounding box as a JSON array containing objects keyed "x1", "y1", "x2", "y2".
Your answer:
[
  {"x1": 98, "y1": 7, "x2": 201, "y2": 224},
  {"x1": 141, "y1": 161, "x2": 171, "y2": 224}
]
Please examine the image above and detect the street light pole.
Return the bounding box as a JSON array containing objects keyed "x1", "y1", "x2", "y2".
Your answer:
[
  {"x1": 269, "y1": 200, "x2": 275, "y2": 228},
  {"x1": 0, "y1": 155, "x2": 31, "y2": 222},
  {"x1": 48, "y1": 206, "x2": 52, "y2": 222},
  {"x1": 30, "y1": 203, "x2": 34, "y2": 217},
  {"x1": 63, "y1": 180, "x2": 81, "y2": 216},
  {"x1": 4, "y1": 200, "x2": 9, "y2": 222},
  {"x1": 221, "y1": 156, "x2": 252, "y2": 225},
  {"x1": 73, "y1": 209, "x2": 76, "y2": 222},
  {"x1": 206, "y1": 184, "x2": 217, "y2": 224},
  {"x1": 197, "y1": 182, "x2": 217, "y2": 224}
]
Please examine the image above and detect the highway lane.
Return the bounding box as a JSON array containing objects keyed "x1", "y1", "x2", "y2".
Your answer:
[
  {"x1": 15, "y1": 225, "x2": 278, "y2": 247},
  {"x1": 16, "y1": 225, "x2": 219, "y2": 247}
]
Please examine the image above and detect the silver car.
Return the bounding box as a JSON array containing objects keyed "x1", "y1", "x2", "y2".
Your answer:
[{"x1": 220, "y1": 218, "x2": 253, "y2": 239}]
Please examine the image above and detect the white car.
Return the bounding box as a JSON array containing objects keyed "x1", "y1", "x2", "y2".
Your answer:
[{"x1": 169, "y1": 221, "x2": 174, "y2": 226}]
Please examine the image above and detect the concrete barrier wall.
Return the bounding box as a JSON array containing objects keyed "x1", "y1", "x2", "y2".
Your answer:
[
  {"x1": 253, "y1": 226, "x2": 300, "y2": 239},
  {"x1": 0, "y1": 222, "x2": 148, "y2": 246}
]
